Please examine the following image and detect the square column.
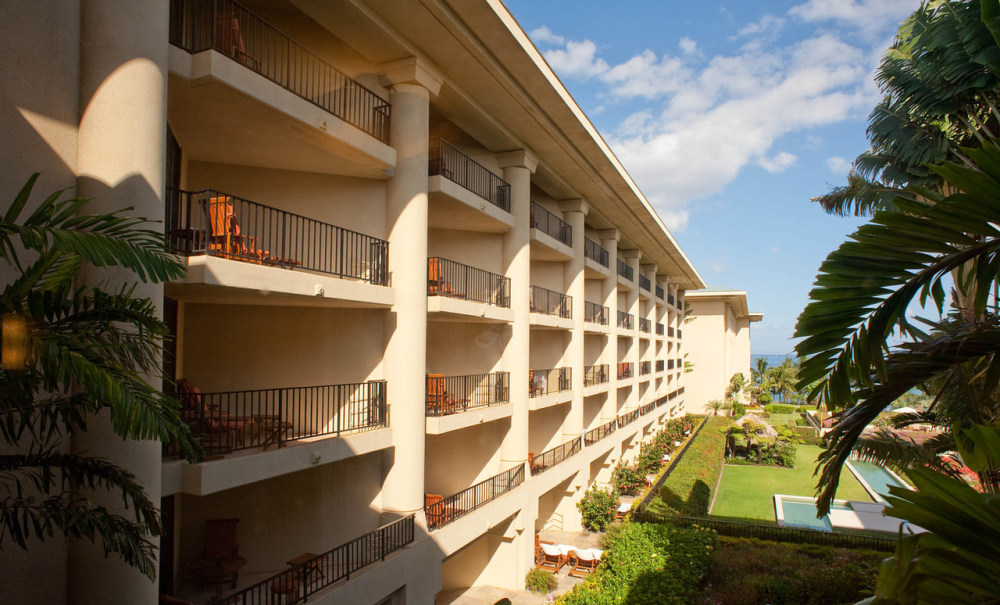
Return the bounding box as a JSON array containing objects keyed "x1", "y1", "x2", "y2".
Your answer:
[{"x1": 559, "y1": 199, "x2": 588, "y2": 442}]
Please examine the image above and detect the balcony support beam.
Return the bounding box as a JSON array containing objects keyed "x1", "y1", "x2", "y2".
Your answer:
[
  {"x1": 559, "y1": 200, "x2": 586, "y2": 490},
  {"x1": 599, "y1": 229, "x2": 620, "y2": 425}
]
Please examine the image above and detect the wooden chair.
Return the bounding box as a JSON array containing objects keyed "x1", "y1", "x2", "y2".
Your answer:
[
  {"x1": 426, "y1": 374, "x2": 468, "y2": 415},
  {"x1": 214, "y1": 12, "x2": 260, "y2": 69},
  {"x1": 190, "y1": 519, "x2": 248, "y2": 600},
  {"x1": 428, "y1": 258, "x2": 453, "y2": 296},
  {"x1": 534, "y1": 535, "x2": 554, "y2": 565},
  {"x1": 425, "y1": 493, "x2": 445, "y2": 528},
  {"x1": 177, "y1": 379, "x2": 245, "y2": 452},
  {"x1": 537, "y1": 542, "x2": 568, "y2": 572},
  {"x1": 205, "y1": 196, "x2": 269, "y2": 263},
  {"x1": 567, "y1": 549, "x2": 599, "y2": 578}
]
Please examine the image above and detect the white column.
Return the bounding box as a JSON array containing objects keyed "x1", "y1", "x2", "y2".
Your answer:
[
  {"x1": 379, "y1": 58, "x2": 442, "y2": 521},
  {"x1": 70, "y1": 1, "x2": 169, "y2": 602},
  {"x1": 559, "y1": 199, "x2": 587, "y2": 442},
  {"x1": 620, "y1": 249, "x2": 642, "y2": 412},
  {"x1": 498, "y1": 150, "x2": 537, "y2": 469},
  {"x1": 598, "y1": 229, "x2": 619, "y2": 424}
]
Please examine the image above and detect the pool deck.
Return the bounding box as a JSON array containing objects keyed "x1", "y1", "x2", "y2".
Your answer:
[{"x1": 774, "y1": 494, "x2": 924, "y2": 534}]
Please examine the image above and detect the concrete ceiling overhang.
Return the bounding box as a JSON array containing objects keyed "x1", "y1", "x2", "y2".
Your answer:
[
  {"x1": 687, "y1": 289, "x2": 761, "y2": 322},
  {"x1": 288, "y1": 0, "x2": 706, "y2": 289}
]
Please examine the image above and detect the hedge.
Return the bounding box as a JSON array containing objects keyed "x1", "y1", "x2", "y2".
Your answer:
[
  {"x1": 764, "y1": 403, "x2": 797, "y2": 414},
  {"x1": 644, "y1": 415, "x2": 729, "y2": 516}
]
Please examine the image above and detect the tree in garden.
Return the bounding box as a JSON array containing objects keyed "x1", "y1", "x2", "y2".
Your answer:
[
  {"x1": 0, "y1": 175, "x2": 202, "y2": 578},
  {"x1": 706, "y1": 399, "x2": 725, "y2": 416}
]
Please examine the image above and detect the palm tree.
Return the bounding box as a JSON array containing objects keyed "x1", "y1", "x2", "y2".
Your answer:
[
  {"x1": 0, "y1": 175, "x2": 202, "y2": 578},
  {"x1": 705, "y1": 399, "x2": 724, "y2": 416}
]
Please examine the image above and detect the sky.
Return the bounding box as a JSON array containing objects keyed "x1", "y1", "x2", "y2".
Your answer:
[{"x1": 502, "y1": 0, "x2": 922, "y2": 354}]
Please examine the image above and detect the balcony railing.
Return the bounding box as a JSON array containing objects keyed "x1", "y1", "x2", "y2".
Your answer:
[
  {"x1": 656, "y1": 395, "x2": 668, "y2": 407},
  {"x1": 169, "y1": 0, "x2": 390, "y2": 143},
  {"x1": 584, "y1": 301, "x2": 609, "y2": 325},
  {"x1": 640, "y1": 401, "x2": 656, "y2": 415},
  {"x1": 617, "y1": 409, "x2": 639, "y2": 428},
  {"x1": 617, "y1": 310, "x2": 634, "y2": 330},
  {"x1": 166, "y1": 188, "x2": 389, "y2": 284},
  {"x1": 656, "y1": 323, "x2": 664, "y2": 336},
  {"x1": 639, "y1": 274, "x2": 651, "y2": 292},
  {"x1": 668, "y1": 359, "x2": 675, "y2": 370},
  {"x1": 583, "y1": 364, "x2": 609, "y2": 387},
  {"x1": 617, "y1": 258, "x2": 633, "y2": 281},
  {"x1": 529, "y1": 437, "x2": 582, "y2": 475},
  {"x1": 531, "y1": 202, "x2": 572, "y2": 247},
  {"x1": 426, "y1": 372, "x2": 509, "y2": 417},
  {"x1": 617, "y1": 362, "x2": 634, "y2": 380},
  {"x1": 584, "y1": 419, "x2": 617, "y2": 445},
  {"x1": 530, "y1": 285, "x2": 572, "y2": 319},
  {"x1": 668, "y1": 327, "x2": 675, "y2": 338},
  {"x1": 165, "y1": 380, "x2": 386, "y2": 456},
  {"x1": 220, "y1": 515, "x2": 413, "y2": 605},
  {"x1": 427, "y1": 257, "x2": 510, "y2": 307},
  {"x1": 668, "y1": 294, "x2": 675, "y2": 305},
  {"x1": 656, "y1": 285, "x2": 664, "y2": 299},
  {"x1": 430, "y1": 140, "x2": 511, "y2": 212},
  {"x1": 426, "y1": 465, "x2": 525, "y2": 530},
  {"x1": 584, "y1": 237, "x2": 609, "y2": 268},
  {"x1": 656, "y1": 360, "x2": 665, "y2": 372},
  {"x1": 640, "y1": 361, "x2": 651, "y2": 376},
  {"x1": 639, "y1": 317, "x2": 651, "y2": 333},
  {"x1": 529, "y1": 367, "x2": 571, "y2": 397}
]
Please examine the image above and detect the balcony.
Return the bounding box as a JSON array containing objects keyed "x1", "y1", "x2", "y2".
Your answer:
[
  {"x1": 668, "y1": 359, "x2": 675, "y2": 370},
  {"x1": 529, "y1": 437, "x2": 582, "y2": 475},
  {"x1": 426, "y1": 465, "x2": 525, "y2": 530},
  {"x1": 617, "y1": 258, "x2": 634, "y2": 287},
  {"x1": 617, "y1": 409, "x2": 639, "y2": 428},
  {"x1": 617, "y1": 362, "x2": 634, "y2": 380},
  {"x1": 218, "y1": 515, "x2": 414, "y2": 605},
  {"x1": 640, "y1": 401, "x2": 656, "y2": 415},
  {"x1": 428, "y1": 140, "x2": 513, "y2": 233},
  {"x1": 584, "y1": 301, "x2": 609, "y2": 326},
  {"x1": 639, "y1": 317, "x2": 652, "y2": 334},
  {"x1": 668, "y1": 326, "x2": 675, "y2": 338},
  {"x1": 668, "y1": 293, "x2": 675, "y2": 306},
  {"x1": 584, "y1": 419, "x2": 617, "y2": 446},
  {"x1": 656, "y1": 360, "x2": 665, "y2": 373},
  {"x1": 426, "y1": 372, "x2": 509, "y2": 417},
  {"x1": 678, "y1": 329, "x2": 683, "y2": 339},
  {"x1": 530, "y1": 285, "x2": 572, "y2": 321},
  {"x1": 529, "y1": 367, "x2": 571, "y2": 398},
  {"x1": 656, "y1": 323, "x2": 664, "y2": 336},
  {"x1": 639, "y1": 361, "x2": 651, "y2": 376},
  {"x1": 617, "y1": 310, "x2": 634, "y2": 330},
  {"x1": 530, "y1": 202, "x2": 573, "y2": 260},
  {"x1": 656, "y1": 285, "x2": 665, "y2": 300},
  {"x1": 584, "y1": 237, "x2": 610, "y2": 277},
  {"x1": 639, "y1": 274, "x2": 651, "y2": 292},
  {"x1": 583, "y1": 364, "x2": 610, "y2": 387},
  {"x1": 167, "y1": 0, "x2": 392, "y2": 178},
  {"x1": 164, "y1": 380, "x2": 386, "y2": 457},
  {"x1": 427, "y1": 257, "x2": 513, "y2": 322},
  {"x1": 166, "y1": 189, "x2": 392, "y2": 305}
]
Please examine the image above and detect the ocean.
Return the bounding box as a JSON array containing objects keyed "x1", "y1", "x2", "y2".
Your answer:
[{"x1": 751, "y1": 353, "x2": 797, "y2": 367}]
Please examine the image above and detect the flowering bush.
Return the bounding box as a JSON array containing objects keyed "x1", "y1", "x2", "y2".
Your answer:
[
  {"x1": 578, "y1": 486, "x2": 619, "y2": 532},
  {"x1": 611, "y1": 462, "x2": 646, "y2": 495}
]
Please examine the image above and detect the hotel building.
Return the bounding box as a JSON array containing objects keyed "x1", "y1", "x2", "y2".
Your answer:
[{"x1": 1, "y1": 1, "x2": 721, "y2": 603}]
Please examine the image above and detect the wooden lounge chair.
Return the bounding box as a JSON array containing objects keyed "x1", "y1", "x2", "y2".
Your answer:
[
  {"x1": 190, "y1": 519, "x2": 248, "y2": 600},
  {"x1": 205, "y1": 196, "x2": 269, "y2": 263},
  {"x1": 426, "y1": 374, "x2": 468, "y2": 415},
  {"x1": 537, "y1": 542, "x2": 568, "y2": 572},
  {"x1": 177, "y1": 379, "x2": 245, "y2": 452},
  {"x1": 428, "y1": 258, "x2": 454, "y2": 296},
  {"x1": 214, "y1": 12, "x2": 260, "y2": 69},
  {"x1": 534, "y1": 535, "x2": 554, "y2": 565},
  {"x1": 568, "y1": 549, "x2": 599, "y2": 578}
]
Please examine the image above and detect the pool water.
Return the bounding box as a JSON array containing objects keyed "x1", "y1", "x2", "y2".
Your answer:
[
  {"x1": 779, "y1": 499, "x2": 852, "y2": 531},
  {"x1": 847, "y1": 459, "x2": 909, "y2": 501}
]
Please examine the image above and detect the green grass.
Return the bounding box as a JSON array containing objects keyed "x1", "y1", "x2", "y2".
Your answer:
[
  {"x1": 710, "y1": 445, "x2": 872, "y2": 522},
  {"x1": 767, "y1": 413, "x2": 803, "y2": 426}
]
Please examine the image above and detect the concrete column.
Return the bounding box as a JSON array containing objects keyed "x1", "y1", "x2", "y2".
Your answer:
[
  {"x1": 641, "y1": 263, "x2": 656, "y2": 404},
  {"x1": 379, "y1": 58, "x2": 442, "y2": 520},
  {"x1": 559, "y1": 199, "x2": 587, "y2": 442},
  {"x1": 70, "y1": 1, "x2": 169, "y2": 602},
  {"x1": 498, "y1": 149, "x2": 537, "y2": 469},
  {"x1": 656, "y1": 275, "x2": 668, "y2": 400},
  {"x1": 598, "y1": 229, "x2": 619, "y2": 423},
  {"x1": 621, "y1": 249, "x2": 641, "y2": 412}
]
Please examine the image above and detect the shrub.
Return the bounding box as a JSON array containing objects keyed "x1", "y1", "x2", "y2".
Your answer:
[
  {"x1": 765, "y1": 403, "x2": 797, "y2": 414},
  {"x1": 730, "y1": 401, "x2": 746, "y2": 417},
  {"x1": 578, "y1": 487, "x2": 618, "y2": 532},
  {"x1": 525, "y1": 568, "x2": 557, "y2": 594},
  {"x1": 646, "y1": 416, "x2": 728, "y2": 516},
  {"x1": 611, "y1": 463, "x2": 646, "y2": 495}
]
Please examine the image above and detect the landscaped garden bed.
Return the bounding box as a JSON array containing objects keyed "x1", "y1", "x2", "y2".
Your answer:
[{"x1": 644, "y1": 415, "x2": 729, "y2": 516}]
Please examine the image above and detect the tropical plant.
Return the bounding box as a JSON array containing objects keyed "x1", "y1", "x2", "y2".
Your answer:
[
  {"x1": 577, "y1": 486, "x2": 619, "y2": 532},
  {"x1": 706, "y1": 399, "x2": 725, "y2": 416},
  {"x1": 0, "y1": 174, "x2": 201, "y2": 579},
  {"x1": 725, "y1": 372, "x2": 746, "y2": 404},
  {"x1": 611, "y1": 462, "x2": 646, "y2": 496},
  {"x1": 525, "y1": 568, "x2": 557, "y2": 594}
]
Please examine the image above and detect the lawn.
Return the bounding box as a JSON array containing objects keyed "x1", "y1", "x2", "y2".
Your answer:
[
  {"x1": 710, "y1": 445, "x2": 872, "y2": 522},
  {"x1": 766, "y1": 413, "x2": 806, "y2": 427}
]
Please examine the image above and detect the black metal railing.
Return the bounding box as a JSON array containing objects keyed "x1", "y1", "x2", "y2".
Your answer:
[
  {"x1": 530, "y1": 202, "x2": 572, "y2": 247},
  {"x1": 166, "y1": 188, "x2": 389, "y2": 284},
  {"x1": 584, "y1": 237, "x2": 609, "y2": 268},
  {"x1": 429, "y1": 140, "x2": 511, "y2": 212},
  {"x1": 639, "y1": 274, "x2": 651, "y2": 291},
  {"x1": 656, "y1": 395, "x2": 668, "y2": 407},
  {"x1": 640, "y1": 401, "x2": 656, "y2": 415},
  {"x1": 426, "y1": 465, "x2": 525, "y2": 530},
  {"x1": 427, "y1": 257, "x2": 510, "y2": 307},
  {"x1": 529, "y1": 437, "x2": 582, "y2": 475},
  {"x1": 617, "y1": 310, "x2": 634, "y2": 329},
  {"x1": 634, "y1": 513, "x2": 896, "y2": 552},
  {"x1": 165, "y1": 380, "x2": 386, "y2": 456},
  {"x1": 425, "y1": 372, "x2": 509, "y2": 417},
  {"x1": 169, "y1": 0, "x2": 390, "y2": 143},
  {"x1": 668, "y1": 327, "x2": 675, "y2": 338},
  {"x1": 220, "y1": 515, "x2": 414, "y2": 605},
  {"x1": 530, "y1": 285, "x2": 572, "y2": 319},
  {"x1": 617, "y1": 362, "x2": 633, "y2": 380},
  {"x1": 639, "y1": 317, "x2": 651, "y2": 333},
  {"x1": 529, "y1": 367, "x2": 571, "y2": 397},
  {"x1": 656, "y1": 360, "x2": 664, "y2": 372},
  {"x1": 584, "y1": 419, "x2": 617, "y2": 445},
  {"x1": 640, "y1": 361, "x2": 651, "y2": 375},
  {"x1": 584, "y1": 364, "x2": 609, "y2": 387},
  {"x1": 617, "y1": 409, "x2": 639, "y2": 428},
  {"x1": 584, "y1": 301, "x2": 609, "y2": 325},
  {"x1": 617, "y1": 258, "x2": 633, "y2": 281},
  {"x1": 656, "y1": 323, "x2": 664, "y2": 336},
  {"x1": 656, "y1": 285, "x2": 664, "y2": 299}
]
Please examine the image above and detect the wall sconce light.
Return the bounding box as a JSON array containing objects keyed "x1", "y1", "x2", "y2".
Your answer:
[{"x1": 1, "y1": 313, "x2": 28, "y2": 371}]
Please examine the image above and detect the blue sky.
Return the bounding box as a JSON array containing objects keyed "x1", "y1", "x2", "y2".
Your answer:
[{"x1": 503, "y1": 0, "x2": 921, "y2": 354}]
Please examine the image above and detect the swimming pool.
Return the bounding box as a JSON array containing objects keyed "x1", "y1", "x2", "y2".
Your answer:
[
  {"x1": 774, "y1": 495, "x2": 852, "y2": 532},
  {"x1": 845, "y1": 459, "x2": 911, "y2": 502}
]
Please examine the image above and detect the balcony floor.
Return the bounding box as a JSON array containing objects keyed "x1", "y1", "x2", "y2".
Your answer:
[{"x1": 428, "y1": 175, "x2": 513, "y2": 233}]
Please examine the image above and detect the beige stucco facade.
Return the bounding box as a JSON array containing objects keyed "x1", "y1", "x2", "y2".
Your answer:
[
  {"x1": 684, "y1": 288, "x2": 763, "y2": 414},
  {"x1": 0, "y1": 1, "x2": 715, "y2": 603}
]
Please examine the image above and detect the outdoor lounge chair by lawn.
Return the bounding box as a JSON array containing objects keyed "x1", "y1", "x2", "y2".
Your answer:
[
  {"x1": 567, "y1": 549, "x2": 599, "y2": 578},
  {"x1": 537, "y1": 542, "x2": 568, "y2": 573}
]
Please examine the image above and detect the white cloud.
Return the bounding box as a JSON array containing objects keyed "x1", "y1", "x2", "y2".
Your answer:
[
  {"x1": 711, "y1": 261, "x2": 726, "y2": 274},
  {"x1": 679, "y1": 37, "x2": 698, "y2": 55},
  {"x1": 826, "y1": 156, "x2": 852, "y2": 173},
  {"x1": 758, "y1": 152, "x2": 798, "y2": 173},
  {"x1": 789, "y1": 0, "x2": 919, "y2": 37},
  {"x1": 770, "y1": 246, "x2": 781, "y2": 254},
  {"x1": 529, "y1": 26, "x2": 564, "y2": 45},
  {"x1": 736, "y1": 14, "x2": 785, "y2": 38},
  {"x1": 542, "y1": 39, "x2": 609, "y2": 79}
]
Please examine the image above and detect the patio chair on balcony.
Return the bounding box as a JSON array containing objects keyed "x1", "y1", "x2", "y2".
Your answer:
[
  {"x1": 426, "y1": 374, "x2": 468, "y2": 415},
  {"x1": 205, "y1": 196, "x2": 270, "y2": 263},
  {"x1": 214, "y1": 11, "x2": 260, "y2": 69},
  {"x1": 177, "y1": 379, "x2": 245, "y2": 453},
  {"x1": 190, "y1": 518, "x2": 248, "y2": 600},
  {"x1": 427, "y1": 258, "x2": 457, "y2": 297}
]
